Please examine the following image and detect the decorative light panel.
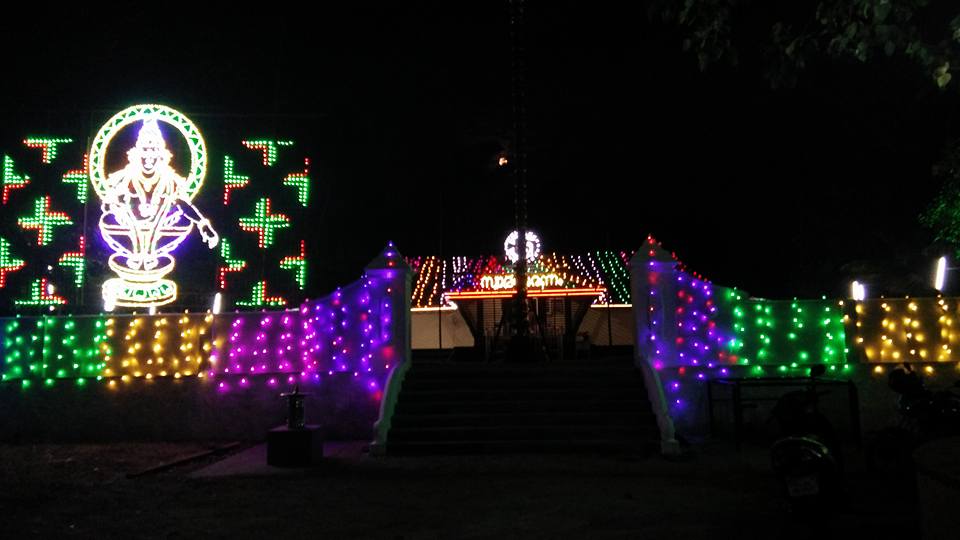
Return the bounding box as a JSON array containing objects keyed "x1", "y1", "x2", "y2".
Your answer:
[{"x1": 89, "y1": 104, "x2": 219, "y2": 309}]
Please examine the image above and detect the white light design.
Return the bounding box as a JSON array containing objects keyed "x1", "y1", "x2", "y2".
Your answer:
[
  {"x1": 212, "y1": 292, "x2": 222, "y2": 314},
  {"x1": 851, "y1": 280, "x2": 866, "y2": 301},
  {"x1": 936, "y1": 256, "x2": 947, "y2": 292},
  {"x1": 89, "y1": 105, "x2": 219, "y2": 310},
  {"x1": 504, "y1": 230, "x2": 541, "y2": 264}
]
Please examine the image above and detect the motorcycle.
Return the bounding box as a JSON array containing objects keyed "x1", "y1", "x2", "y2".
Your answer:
[
  {"x1": 769, "y1": 364, "x2": 843, "y2": 507},
  {"x1": 866, "y1": 364, "x2": 960, "y2": 475}
]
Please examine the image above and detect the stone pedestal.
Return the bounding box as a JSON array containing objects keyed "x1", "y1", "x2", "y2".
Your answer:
[{"x1": 266, "y1": 425, "x2": 323, "y2": 467}]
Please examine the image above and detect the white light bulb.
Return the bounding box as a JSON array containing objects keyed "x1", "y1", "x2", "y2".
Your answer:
[{"x1": 936, "y1": 256, "x2": 947, "y2": 291}]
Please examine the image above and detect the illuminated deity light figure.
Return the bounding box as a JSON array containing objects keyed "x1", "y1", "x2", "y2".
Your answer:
[
  {"x1": 504, "y1": 229, "x2": 541, "y2": 264},
  {"x1": 96, "y1": 116, "x2": 218, "y2": 308}
]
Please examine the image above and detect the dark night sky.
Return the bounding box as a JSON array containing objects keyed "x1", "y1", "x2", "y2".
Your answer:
[{"x1": 2, "y1": 2, "x2": 956, "y2": 300}]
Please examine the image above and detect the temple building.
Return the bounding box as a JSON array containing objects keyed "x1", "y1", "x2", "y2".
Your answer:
[{"x1": 407, "y1": 234, "x2": 640, "y2": 357}]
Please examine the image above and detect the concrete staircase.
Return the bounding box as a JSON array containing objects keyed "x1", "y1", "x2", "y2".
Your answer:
[{"x1": 386, "y1": 358, "x2": 659, "y2": 455}]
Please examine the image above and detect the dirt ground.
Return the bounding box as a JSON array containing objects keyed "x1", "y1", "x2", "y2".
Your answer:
[{"x1": 0, "y1": 440, "x2": 920, "y2": 539}]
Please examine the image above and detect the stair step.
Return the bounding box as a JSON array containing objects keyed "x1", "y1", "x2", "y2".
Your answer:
[
  {"x1": 396, "y1": 399, "x2": 651, "y2": 415},
  {"x1": 386, "y1": 360, "x2": 657, "y2": 455},
  {"x1": 408, "y1": 366, "x2": 636, "y2": 375},
  {"x1": 391, "y1": 411, "x2": 654, "y2": 428},
  {"x1": 397, "y1": 389, "x2": 642, "y2": 401},
  {"x1": 388, "y1": 425, "x2": 656, "y2": 442},
  {"x1": 401, "y1": 376, "x2": 642, "y2": 388},
  {"x1": 386, "y1": 439, "x2": 657, "y2": 456}
]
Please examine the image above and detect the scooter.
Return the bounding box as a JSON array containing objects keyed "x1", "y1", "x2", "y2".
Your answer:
[{"x1": 769, "y1": 365, "x2": 843, "y2": 507}]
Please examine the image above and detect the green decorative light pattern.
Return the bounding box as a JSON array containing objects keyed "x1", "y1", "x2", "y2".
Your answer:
[
  {"x1": 594, "y1": 250, "x2": 631, "y2": 304},
  {"x1": 15, "y1": 278, "x2": 66, "y2": 307},
  {"x1": 238, "y1": 198, "x2": 290, "y2": 249},
  {"x1": 222, "y1": 155, "x2": 249, "y2": 205},
  {"x1": 717, "y1": 289, "x2": 846, "y2": 366},
  {"x1": 236, "y1": 281, "x2": 286, "y2": 307},
  {"x1": 218, "y1": 238, "x2": 247, "y2": 289},
  {"x1": 17, "y1": 196, "x2": 73, "y2": 246},
  {"x1": 282, "y1": 159, "x2": 310, "y2": 206},
  {"x1": 61, "y1": 154, "x2": 89, "y2": 203},
  {"x1": 0, "y1": 237, "x2": 25, "y2": 288},
  {"x1": 58, "y1": 238, "x2": 86, "y2": 289},
  {"x1": 242, "y1": 139, "x2": 294, "y2": 167},
  {"x1": 1, "y1": 315, "x2": 108, "y2": 382},
  {"x1": 23, "y1": 137, "x2": 73, "y2": 164},
  {"x1": 280, "y1": 241, "x2": 307, "y2": 290},
  {"x1": 2, "y1": 155, "x2": 30, "y2": 204}
]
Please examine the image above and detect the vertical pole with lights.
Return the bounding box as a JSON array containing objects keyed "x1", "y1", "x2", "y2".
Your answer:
[{"x1": 509, "y1": 0, "x2": 531, "y2": 360}]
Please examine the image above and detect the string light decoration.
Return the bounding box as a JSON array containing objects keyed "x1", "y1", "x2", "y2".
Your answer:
[
  {"x1": 845, "y1": 297, "x2": 960, "y2": 364},
  {"x1": 58, "y1": 237, "x2": 86, "y2": 289},
  {"x1": 280, "y1": 240, "x2": 307, "y2": 290},
  {"x1": 17, "y1": 196, "x2": 73, "y2": 246},
  {"x1": 222, "y1": 155, "x2": 250, "y2": 205},
  {"x1": 238, "y1": 198, "x2": 290, "y2": 249},
  {"x1": 217, "y1": 238, "x2": 247, "y2": 290},
  {"x1": 717, "y1": 291, "x2": 847, "y2": 367},
  {"x1": 2, "y1": 155, "x2": 30, "y2": 204},
  {"x1": 61, "y1": 154, "x2": 89, "y2": 203},
  {"x1": 208, "y1": 244, "x2": 408, "y2": 397},
  {"x1": 0, "y1": 244, "x2": 410, "y2": 401},
  {"x1": 282, "y1": 159, "x2": 310, "y2": 206},
  {"x1": 23, "y1": 137, "x2": 73, "y2": 164},
  {"x1": 0, "y1": 237, "x2": 25, "y2": 288},
  {"x1": 408, "y1": 251, "x2": 633, "y2": 308},
  {"x1": 1, "y1": 315, "x2": 108, "y2": 383},
  {"x1": 594, "y1": 251, "x2": 632, "y2": 304},
  {"x1": 410, "y1": 256, "x2": 445, "y2": 308},
  {"x1": 15, "y1": 278, "x2": 67, "y2": 306},
  {"x1": 236, "y1": 281, "x2": 286, "y2": 308},
  {"x1": 242, "y1": 139, "x2": 294, "y2": 167},
  {"x1": 632, "y1": 235, "x2": 855, "y2": 417},
  {"x1": 101, "y1": 313, "x2": 213, "y2": 380}
]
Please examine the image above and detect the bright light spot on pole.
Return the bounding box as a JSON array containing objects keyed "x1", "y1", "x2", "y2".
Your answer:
[
  {"x1": 936, "y1": 256, "x2": 947, "y2": 292},
  {"x1": 851, "y1": 281, "x2": 866, "y2": 301}
]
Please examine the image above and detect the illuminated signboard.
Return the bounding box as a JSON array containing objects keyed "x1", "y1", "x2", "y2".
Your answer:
[
  {"x1": 89, "y1": 104, "x2": 219, "y2": 309},
  {"x1": 478, "y1": 272, "x2": 565, "y2": 291}
]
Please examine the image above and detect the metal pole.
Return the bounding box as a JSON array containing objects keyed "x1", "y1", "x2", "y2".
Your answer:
[
  {"x1": 510, "y1": 0, "x2": 530, "y2": 349},
  {"x1": 438, "y1": 192, "x2": 443, "y2": 353},
  {"x1": 607, "y1": 285, "x2": 613, "y2": 347}
]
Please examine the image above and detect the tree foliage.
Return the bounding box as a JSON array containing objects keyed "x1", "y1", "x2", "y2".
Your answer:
[
  {"x1": 921, "y1": 139, "x2": 960, "y2": 250},
  {"x1": 651, "y1": 0, "x2": 960, "y2": 89},
  {"x1": 654, "y1": 1, "x2": 960, "y2": 250}
]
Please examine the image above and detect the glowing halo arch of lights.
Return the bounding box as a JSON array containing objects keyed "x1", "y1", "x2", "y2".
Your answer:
[{"x1": 89, "y1": 104, "x2": 207, "y2": 201}]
